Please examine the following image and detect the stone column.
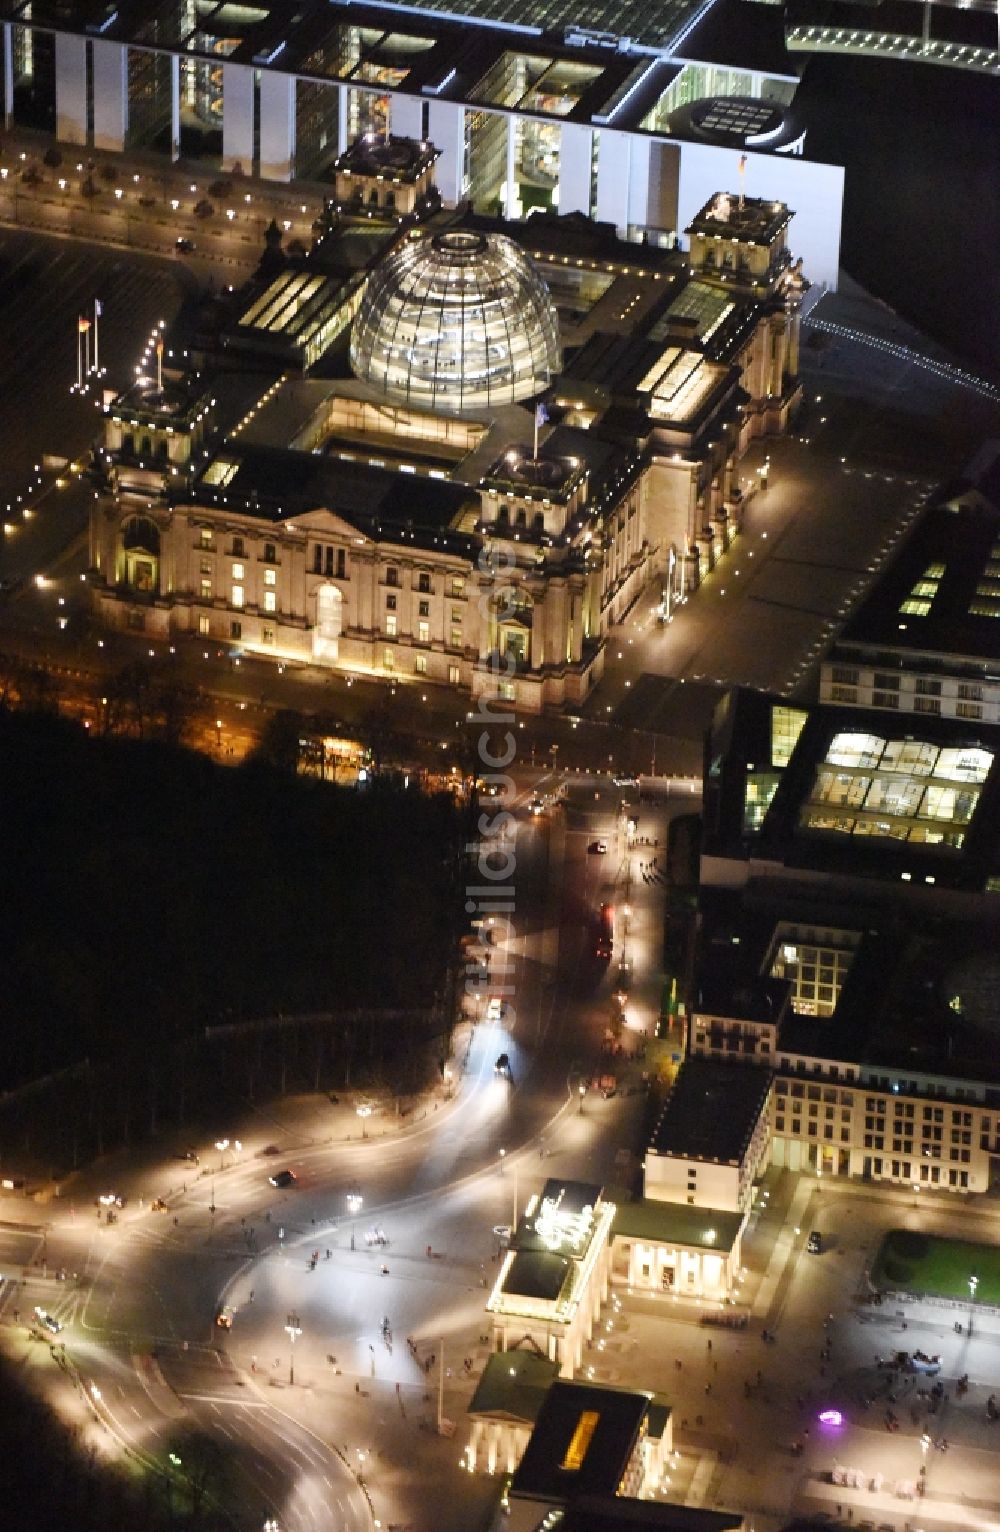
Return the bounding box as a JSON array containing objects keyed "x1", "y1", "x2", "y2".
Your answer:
[
  {"x1": 54, "y1": 31, "x2": 88, "y2": 146},
  {"x1": 558, "y1": 122, "x2": 591, "y2": 216},
  {"x1": 221, "y1": 61, "x2": 254, "y2": 174},
  {"x1": 595, "y1": 128, "x2": 629, "y2": 233},
  {"x1": 427, "y1": 100, "x2": 464, "y2": 206},
  {"x1": 169, "y1": 53, "x2": 180, "y2": 161},
  {"x1": 3, "y1": 23, "x2": 16, "y2": 128},
  {"x1": 258, "y1": 70, "x2": 295, "y2": 182},
  {"x1": 91, "y1": 38, "x2": 127, "y2": 153},
  {"x1": 390, "y1": 90, "x2": 423, "y2": 140}
]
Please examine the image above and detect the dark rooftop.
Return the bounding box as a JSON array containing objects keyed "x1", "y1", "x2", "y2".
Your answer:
[
  {"x1": 511, "y1": 1380, "x2": 650, "y2": 1502},
  {"x1": 612, "y1": 1199, "x2": 743, "y2": 1252},
  {"x1": 468, "y1": 1350, "x2": 559, "y2": 1421},
  {"x1": 564, "y1": 1497, "x2": 744, "y2": 1532},
  {"x1": 685, "y1": 192, "x2": 792, "y2": 246},
  {"x1": 833, "y1": 480, "x2": 1000, "y2": 667},
  {"x1": 502, "y1": 1250, "x2": 572, "y2": 1302},
  {"x1": 333, "y1": 133, "x2": 439, "y2": 183},
  {"x1": 650, "y1": 1055, "x2": 771, "y2": 1162}
]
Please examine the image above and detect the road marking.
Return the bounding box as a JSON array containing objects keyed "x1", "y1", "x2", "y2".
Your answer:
[{"x1": 178, "y1": 1393, "x2": 271, "y2": 1406}]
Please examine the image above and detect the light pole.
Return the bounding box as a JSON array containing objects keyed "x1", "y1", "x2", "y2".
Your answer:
[
  {"x1": 499, "y1": 1147, "x2": 506, "y2": 1175},
  {"x1": 347, "y1": 1191, "x2": 362, "y2": 1252},
  {"x1": 578, "y1": 1082, "x2": 586, "y2": 1114},
  {"x1": 969, "y1": 1273, "x2": 979, "y2": 1336},
  {"x1": 357, "y1": 1104, "x2": 372, "y2": 1139},
  {"x1": 215, "y1": 1137, "x2": 229, "y2": 1171},
  {"x1": 285, "y1": 1311, "x2": 302, "y2": 1385}
]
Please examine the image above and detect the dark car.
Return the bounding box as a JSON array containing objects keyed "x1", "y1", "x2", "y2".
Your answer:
[
  {"x1": 807, "y1": 1230, "x2": 822, "y2": 1254},
  {"x1": 175, "y1": 236, "x2": 195, "y2": 253},
  {"x1": 587, "y1": 840, "x2": 608, "y2": 854},
  {"x1": 495, "y1": 1053, "x2": 510, "y2": 1075},
  {"x1": 268, "y1": 1169, "x2": 297, "y2": 1189}
]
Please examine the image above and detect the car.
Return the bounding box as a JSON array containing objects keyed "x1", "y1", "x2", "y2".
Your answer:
[
  {"x1": 494, "y1": 1052, "x2": 510, "y2": 1075},
  {"x1": 528, "y1": 798, "x2": 544, "y2": 815},
  {"x1": 215, "y1": 1306, "x2": 234, "y2": 1329},
  {"x1": 485, "y1": 997, "x2": 505, "y2": 1023},
  {"x1": 150, "y1": 1197, "x2": 168, "y2": 1213},
  {"x1": 807, "y1": 1230, "x2": 822, "y2": 1254},
  {"x1": 34, "y1": 1306, "x2": 62, "y2": 1335},
  {"x1": 175, "y1": 236, "x2": 195, "y2": 253},
  {"x1": 613, "y1": 774, "x2": 639, "y2": 787},
  {"x1": 493, "y1": 1224, "x2": 512, "y2": 1244},
  {"x1": 268, "y1": 1169, "x2": 297, "y2": 1189},
  {"x1": 587, "y1": 840, "x2": 608, "y2": 855}
]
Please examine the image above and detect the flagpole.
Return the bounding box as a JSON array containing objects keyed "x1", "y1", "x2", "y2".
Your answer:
[
  {"x1": 76, "y1": 320, "x2": 83, "y2": 391},
  {"x1": 93, "y1": 299, "x2": 100, "y2": 375},
  {"x1": 533, "y1": 409, "x2": 539, "y2": 462},
  {"x1": 85, "y1": 322, "x2": 91, "y2": 378},
  {"x1": 156, "y1": 339, "x2": 163, "y2": 393}
]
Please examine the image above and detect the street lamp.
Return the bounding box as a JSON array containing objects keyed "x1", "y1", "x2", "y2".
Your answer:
[
  {"x1": 215, "y1": 1137, "x2": 229, "y2": 1170},
  {"x1": 357, "y1": 1104, "x2": 372, "y2": 1139},
  {"x1": 285, "y1": 1311, "x2": 302, "y2": 1386},
  {"x1": 347, "y1": 1191, "x2": 362, "y2": 1252},
  {"x1": 969, "y1": 1273, "x2": 979, "y2": 1336},
  {"x1": 578, "y1": 1083, "x2": 586, "y2": 1114},
  {"x1": 499, "y1": 1147, "x2": 506, "y2": 1174}
]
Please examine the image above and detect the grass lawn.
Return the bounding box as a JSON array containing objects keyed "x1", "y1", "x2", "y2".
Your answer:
[{"x1": 872, "y1": 1228, "x2": 1000, "y2": 1304}]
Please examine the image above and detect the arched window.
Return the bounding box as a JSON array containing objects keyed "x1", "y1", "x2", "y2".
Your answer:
[{"x1": 120, "y1": 515, "x2": 161, "y2": 594}]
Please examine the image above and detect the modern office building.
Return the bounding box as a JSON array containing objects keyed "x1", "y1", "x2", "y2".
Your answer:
[
  {"x1": 820, "y1": 442, "x2": 1000, "y2": 726},
  {"x1": 682, "y1": 687, "x2": 1000, "y2": 1196},
  {"x1": 0, "y1": 0, "x2": 844, "y2": 287},
  {"x1": 88, "y1": 171, "x2": 810, "y2": 709}
]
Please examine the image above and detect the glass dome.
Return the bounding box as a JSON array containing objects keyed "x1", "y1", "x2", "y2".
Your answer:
[{"x1": 350, "y1": 230, "x2": 561, "y2": 413}]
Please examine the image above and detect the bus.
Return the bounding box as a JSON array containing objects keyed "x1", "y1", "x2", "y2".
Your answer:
[{"x1": 595, "y1": 902, "x2": 614, "y2": 960}]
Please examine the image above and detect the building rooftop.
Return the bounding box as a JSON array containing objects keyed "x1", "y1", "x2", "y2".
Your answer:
[
  {"x1": 511, "y1": 1380, "x2": 651, "y2": 1502},
  {"x1": 512, "y1": 1179, "x2": 606, "y2": 1256},
  {"x1": 562, "y1": 1498, "x2": 744, "y2": 1532},
  {"x1": 649, "y1": 1055, "x2": 771, "y2": 1162},
  {"x1": 702, "y1": 689, "x2": 1000, "y2": 893},
  {"x1": 833, "y1": 477, "x2": 1000, "y2": 668},
  {"x1": 0, "y1": 0, "x2": 804, "y2": 127},
  {"x1": 612, "y1": 1199, "x2": 743, "y2": 1252},
  {"x1": 685, "y1": 192, "x2": 793, "y2": 247},
  {"x1": 503, "y1": 1250, "x2": 573, "y2": 1302},
  {"x1": 333, "y1": 133, "x2": 440, "y2": 183},
  {"x1": 468, "y1": 1350, "x2": 560, "y2": 1422}
]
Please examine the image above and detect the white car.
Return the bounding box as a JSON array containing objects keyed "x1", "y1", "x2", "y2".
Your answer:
[{"x1": 485, "y1": 997, "x2": 505, "y2": 1023}]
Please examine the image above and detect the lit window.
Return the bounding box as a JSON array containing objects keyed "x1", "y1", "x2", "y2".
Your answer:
[
  {"x1": 264, "y1": 591, "x2": 277, "y2": 613},
  {"x1": 200, "y1": 578, "x2": 212, "y2": 599},
  {"x1": 198, "y1": 614, "x2": 210, "y2": 636},
  {"x1": 561, "y1": 1411, "x2": 600, "y2": 1472},
  {"x1": 386, "y1": 614, "x2": 397, "y2": 637},
  {"x1": 383, "y1": 647, "x2": 394, "y2": 669},
  {"x1": 264, "y1": 569, "x2": 277, "y2": 586},
  {"x1": 418, "y1": 620, "x2": 430, "y2": 643},
  {"x1": 200, "y1": 528, "x2": 213, "y2": 546},
  {"x1": 232, "y1": 563, "x2": 245, "y2": 581},
  {"x1": 415, "y1": 655, "x2": 427, "y2": 674},
  {"x1": 231, "y1": 584, "x2": 244, "y2": 608}
]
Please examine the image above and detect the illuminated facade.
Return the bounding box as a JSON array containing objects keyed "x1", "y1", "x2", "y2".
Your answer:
[
  {"x1": 350, "y1": 229, "x2": 561, "y2": 411},
  {"x1": 486, "y1": 1180, "x2": 617, "y2": 1375},
  {"x1": 88, "y1": 172, "x2": 810, "y2": 710}
]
